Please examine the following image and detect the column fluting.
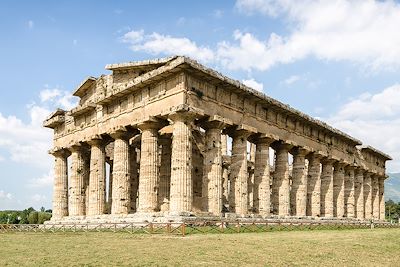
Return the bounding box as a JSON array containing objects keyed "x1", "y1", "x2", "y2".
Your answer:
[
  {"x1": 272, "y1": 142, "x2": 291, "y2": 216},
  {"x1": 320, "y1": 159, "x2": 334, "y2": 218},
  {"x1": 69, "y1": 145, "x2": 89, "y2": 216},
  {"x1": 87, "y1": 139, "x2": 106, "y2": 216},
  {"x1": 354, "y1": 168, "x2": 364, "y2": 219},
  {"x1": 291, "y1": 147, "x2": 308, "y2": 216},
  {"x1": 51, "y1": 149, "x2": 70, "y2": 219},
  {"x1": 344, "y1": 166, "x2": 355, "y2": 218},
  {"x1": 306, "y1": 153, "x2": 321, "y2": 217},
  {"x1": 158, "y1": 135, "x2": 172, "y2": 211},
  {"x1": 333, "y1": 162, "x2": 345, "y2": 218},
  {"x1": 364, "y1": 172, "x2": 372, "y2": 220}
]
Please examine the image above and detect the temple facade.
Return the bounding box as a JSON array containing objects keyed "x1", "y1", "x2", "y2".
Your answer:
[{"x1": 44, "y1": 56, "x2": 391, "y2": 223}]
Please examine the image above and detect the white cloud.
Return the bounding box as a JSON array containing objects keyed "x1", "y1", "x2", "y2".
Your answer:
[
  {"x1": 326, "y1": 84, "x2": 400, "y2": 172},
  {"x1": 226, "y1": 0, "x2": 400, "y2": 71},
  {"x1": 28, "y1": 170, "x2": 54, "y2": 188},
  {"x1": 28, "y1": 20, "x2": 34, "y2": 29},
  {"x1": 0, "y1": 190, "x2": 12, "y2": 200},
  {"x1": 213, "y1": 9, "x2": 224, "y2": 18},
  {"x1": 0, "y1": 87, "x2": 76, "y2": 170},
  {"x1": 121, "y1": 29, "x2": 215, "y2": 63},
  {"x1": 283, "y1": 75, "x2": 300, "y2": 85},
  {"x1": 242, "y1": 78, "x2": 264, "y2": 92}
]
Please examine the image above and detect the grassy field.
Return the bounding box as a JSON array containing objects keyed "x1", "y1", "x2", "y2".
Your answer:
[{"x1": 1, "y1": 228, "x2": 400, "y2": 266}]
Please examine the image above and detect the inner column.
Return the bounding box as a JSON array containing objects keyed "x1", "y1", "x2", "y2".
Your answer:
[{"x1": 272, "y1": 142, "x2": 291, "y2": 217}]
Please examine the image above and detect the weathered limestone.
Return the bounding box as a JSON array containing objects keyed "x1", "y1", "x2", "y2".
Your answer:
[
  {"x1": 291, "y1": 147, "x2": 308, "y2": 216},
  {"x1": 158, "y1": 135, "x2": 172, "y2": 211},
  {"x1": 344, "y1": 166, "x2": 355, "y2": 218},
  {"x1": 253, "y1": 137, "x2": 273, "y2": 217},
  {"x1": 51, "y1": 149, "x2": 70, "y2": 219},
  {"x1": 69, "y1": 145, "x2": 89, "y2": 216},
  {"x1": 306, "y1": 153, "x2": 321, "y2": 217},
  {"x1": 321, "y1": 159, "x2": 334, "y2": 218},
  {"x1": 138, "y1": 121, "x2": 162, "y2": 212},
  {"x1": 333, "y1": 162, "x2": 345, "y2": 218},
  {"x1": 372, "y1": 175, "x2": 380, "y2": 220},
  {"x1": 354, "y1": 168, "x2": 364, "y2": 219},
  {"x1": 87, "y1": 139, "x2": 106, "y2": 216},
  {"x1": 129, "y1": 145, "x2": 139, "y2": 212},
  {"x1": 230, "y1": 128, "x2": 252, "y2": 215},
  {"x1": 364, "y1": 172, "x2": 372, "y2": 220},
  {"x1": 202, "y1": 120, "x2": 225, "y2": 215},
  {"x1": 272, "y1": 142, "x2": 291, "y2": 216},
  {"x1": 44, "y1": 56, "x2": 391, "y2": 223},
  {"x1": 111, "y1": 132, "x2": 131, "y2": 215},
  {"x1": 169, "y1": 113, "x2": 194, "y2": 214},
  {"x1": 379, "y1": 176, "x2": 385, "y2": 221}
]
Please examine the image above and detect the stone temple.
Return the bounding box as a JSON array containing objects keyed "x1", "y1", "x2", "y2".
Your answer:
[{"x1": 44, "y1": 56, "x2": 391, "y2": 223}]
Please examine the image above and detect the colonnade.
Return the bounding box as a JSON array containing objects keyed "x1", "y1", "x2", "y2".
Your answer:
[{"x1": 51, "y1": 116, "x2": 386, "y2": 221}]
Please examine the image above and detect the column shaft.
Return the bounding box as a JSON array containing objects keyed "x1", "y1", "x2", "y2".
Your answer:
[
  {"x1": 372, "y1": 175, "x2": 380, "y2": 220},
  {"x1": 364, "y1": 172, "x2": 372, "y2": 219},
  {"x1": 107, "y1": 161, "x2": 113, "y2": 213},
  {"x1": 379, "y1": 177, "x2": 385, "y2": 221},
  {"x1": 69, "y1": 147, "x2": 89, "y2": 216},
  {"x1": 130, "y1": 146, "x2": 139, "y2": 212},
  {"x1": 138, "y1": 125, "x2": 160, "y2": 212},
  {"x1": 254, "y1": 139, "x2": 272, "y2": 217},
  {"x1": 354, "y1": 169, "x2": 364, "y2": 219},
  {"x1": 111, "y1": 135, "x2": 131, "y2": 215},
  {"x1": 52, "y1": 150, "x2": 69, "y2": 218},
  {"x1": 221, "y1": 134, "x2": 228, "y2": 155},
  {"x1": 321, "y1": 160, "x2": 334, "y2": 218},
  {"x1": 291, "y1": 148, "x2": 308, "y2": 216},
  {"x1": 158, "y1": 136, "x2": 172, "y2": 211},
  {"x1": 344, "y1": 166, "x2": 355, "y2": 218},
  {"x1": 88, "y1": 141, "x2": 106, "y2": 216},
  {"x1": 333, "y1": 163, "x2": 345, "y2": 218},
  {"x1": 230, "y1": 131, "x2": 250, "y2": 215},
  {"x1": 202, "y1": 125, "x2": 223, "y2": 215},
  {"x1": 272, "y1": 143, "x2": 290, "y2": 216},
  {"x1": 307, "y1": 154, "x2": 321, "y2": 217},
  {"x1": 170, "y1": 115, "x2": 193, "y2": 213}
]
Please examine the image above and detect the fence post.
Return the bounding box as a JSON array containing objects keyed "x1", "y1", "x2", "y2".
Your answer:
[{"x1": 181, "y1": 223, "x2": 186, "y2": 236}]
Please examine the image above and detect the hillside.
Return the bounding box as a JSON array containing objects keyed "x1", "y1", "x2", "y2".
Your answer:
[{"x1": 386, "y1": 173, "x2": 400, "y2": 202}]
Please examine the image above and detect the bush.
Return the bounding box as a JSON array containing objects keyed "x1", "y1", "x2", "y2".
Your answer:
[
  {"x1": 38, "y1": 212, "x2": 52, "y2": 224},
  {"x1": 27, "y1": 211, "x2": 39, "y2": 224}
]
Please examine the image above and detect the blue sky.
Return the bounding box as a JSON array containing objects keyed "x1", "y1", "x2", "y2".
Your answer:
[{"x1": 1, "y1": 0, "x2": 400, "y2": 209}]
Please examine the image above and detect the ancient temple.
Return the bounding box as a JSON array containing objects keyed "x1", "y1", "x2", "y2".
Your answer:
[{"x1": 44, "y1": 56, "x2": 391, "y2": 223}]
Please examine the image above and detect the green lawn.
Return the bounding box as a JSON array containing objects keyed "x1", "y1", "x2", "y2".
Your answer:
[{"x1": 1, "y1": 229, "x2": 400, "y2": 266}]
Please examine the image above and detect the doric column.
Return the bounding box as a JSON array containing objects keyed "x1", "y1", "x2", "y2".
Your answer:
[
  {"x1": 202, "y1": 120, "x2": 225, "y2": 215},
  {"x1": 221, "y1": 134, "x2": 228, "y2": 155},
  {"x1": 137, "y1": 121, "x2": 163, "y2": 212},
  {"x1": 291, "y1": 147, "x2": 308, "y2": 217},
  {"x1": 372, "y1": 175, "x2": 380, "y2": 220},
  {"x1": 344, "y1": 166, "x2": 355, "y2": 218},
  {"x1": 320, "y1": 159, "x2": 334, "y2": 218},
  {"x1": 169, "y1": 112, "x2": 194, "y2": 214},
  {"x1": 107, "y1": 160, "x2": 113, "y2": 213},
  {"x1": 111, "y1": 131, "x2": 131, "y2": 215},
  {"x1": 333, "y1": 162, "x2": 345, "y2": 218},
  {"x1": 69, "y1": 145, "x2": 89, "y2": 216},
  {"x1": 51, "y1": 149, "x2": 70, "y2": 219},
  {"x1": 222, "y1": 161, "x2": 229, "y2": 211},
  {"x1": 354, "y1": 168, "x2": 364, "y2": 219},
  {"x1": 87, "y1": 139, "x2": 106, "y2": 216},
  {"x1": 306, "y1": 153, "x2": 321, "y2": 217},
  {"x1": 230, "y1": 129, "x2": 252, "y2": 215},
  {"x1": 364, "y1": 172, "x2": 372, "y2": 219},
  {"x1": 272, "y1": 142, "x2": 291, "y2": 216},
  {"x1": 253, "y1": 136, "x2": 274, "y2": 217},
  {"x1": 379, "y1": 176, "x2": 385, "y2": 221},
  {"x1": 158, "y1": 135, "x2": 172, "y2": 211},
  {"x1": 130, "y1": 145, "x2": 139, "y2": 212}
]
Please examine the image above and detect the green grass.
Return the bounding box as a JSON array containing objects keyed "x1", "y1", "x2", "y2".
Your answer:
[{"x1": 1, "y1": 229, "x2": 400, "y2": 266}]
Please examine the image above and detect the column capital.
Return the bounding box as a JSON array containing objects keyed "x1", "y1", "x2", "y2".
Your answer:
[
  {"x1": 87, "y1": 135, "x2": 106, "y2": 146},
  {"x1": 345, "y1": 165, "x2": 356, "y2": 171},
  {"x1": 137, "y1": 117, "x2": 168, "y2": 131},
  {"x1": 334, "y1": 161, "x2": 346, "y2": 169},
  {"x1": 225, "y1": 124, "x2": 256, "y2": 138},
  {"x1": 49, "y1": 148, "x2": 71, "y2": 158},
  {"x1": 354, "y1": 167, "x2": 367, "y2": 175},
  {"x1": 306, "y1": 152, "x2": 324, "y2": 161},
  {"x1": 110, "y1": 127, "x2": 134, "y2": 140},
  {"x1": 199, "y1": 115, "x2": 233, "y2": 130},
  {"x1": 271, "y1": 141, "x2": 293, "y2": 151},
  {"x1": 321, "y1": 157, "x2": 336, "y2": 165},
  {"x1": 249, "y1": 133, "x2": 276, "y2": 145},
  {"x1": 291, "y1": 146, "x2": 310, "y2": 156}
]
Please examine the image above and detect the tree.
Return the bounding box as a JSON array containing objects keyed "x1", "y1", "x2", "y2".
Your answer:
[{"x1": 27, "y1": 211, "x2": 39, "y2": 224}]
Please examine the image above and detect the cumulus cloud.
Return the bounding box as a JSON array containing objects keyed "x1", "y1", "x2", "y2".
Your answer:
[
  {"x1": 0, "y1": 190, "x2": 12, "y2": 200},
  {"x1": 225, "y1": 0, "x2": 400, "y2": 71},
  {"x1": 121, "y1": 29, "x2": 215, "y2": 63},
  {"x1": 242, "y1": 78, "x2": 264, "y2": 92},
  {"x1": 326, "y1": 84, "x2": 400, "y2": 172},
  {"x1": 0, "y1": 87, "x2": 76, "y2": 170},
  {"x1": 31, "y1": 194, "x2": 47, "y2": 203}
]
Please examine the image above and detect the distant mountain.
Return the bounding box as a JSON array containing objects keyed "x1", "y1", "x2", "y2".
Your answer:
[{"x1": 385, "y1": 173, "x2": 400, "y2": 203}]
